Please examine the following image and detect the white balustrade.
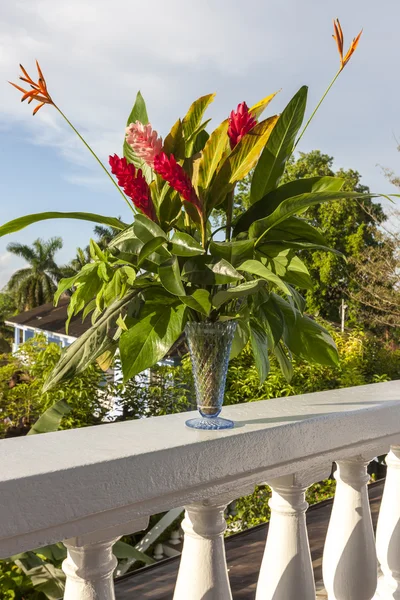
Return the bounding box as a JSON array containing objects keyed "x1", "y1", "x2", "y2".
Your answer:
[
  {"x1": 323, "y1": 458, "x2": 377, "y2": 599},
  {"x1": 375, "y1": 445, "x2": 400, "y2": 599},
  {"x1": 174, "y1": 501, "x2": 232, "y2": 600},
  {"x1": 256, "y1": 470, "x2": 326, "y2": 600},
  {"x1": 0, "y1": 380, "x2": 399, "y2": 599}
]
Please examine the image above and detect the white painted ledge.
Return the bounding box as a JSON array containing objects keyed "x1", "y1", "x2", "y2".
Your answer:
[{"x1": 0, "y1": 380, "x2": 400, "y2": 557}]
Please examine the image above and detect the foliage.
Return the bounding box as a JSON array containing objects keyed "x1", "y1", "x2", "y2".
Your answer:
[
  {"x1": 11, "y1": 89, "x2": 378, "y2": 393},
  {"x1": 0, "y1": 334, "x2": 114, "y2": 439},
  {"x1": 349, "y1": 222, "x2": 400, "y2": 331},
  {"x1": 0, "y1": 292, "x2": 16, "y2": 353},
  {"x1": 279, "y1": 151, "x2": 386, "y2": 322},
  {"x1": 6, "y1": 238, "x2": 64, "y2": 312}
]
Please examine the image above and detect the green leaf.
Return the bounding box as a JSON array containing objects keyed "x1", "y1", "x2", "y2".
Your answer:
[
  {"x1": 261, "y1": 249, "x2": 313, "y2": 290},
  {"x1": 133, "y1": 213, "x2": 167, "y2": 242},
  {"x1": 179, "y1": 289, "x2": 212, "y2": 316},
  {"x1": 257, "y1": 298, "x2": 284, "y2": 346},
  {"x1": 233, "y1": 176, "x2": 344, "y2": 235},
  {"x1": 272, "y1": 294, "x2": 339, "y2": 366},
  {"x1": 43, "y1": 291, "x2": 138, "y2": 391},
  {"x1": 249, "y1": 318, "x2": 270, "y2": 383},
  {"x1": 158, "y1": 256, "x2": 186, "y2": 296},
  {"x1": 119, "y1": 303, "x2": 187, "y2": 381},
  {"x1": 230, "y1": 318, "x2": 250, "y2": 359},
  {"x1": 138, "y1": 236, "x2": 168, "y2": 266},
  {"x1": 213, "y1": 279, "x2": 266, "y2": 308},
  {"x1": 28, "y1": 400, "x2": 71, "y2": 435},
  {"x1": 0, "y1": 212, "x2": 127, "y2": 238},
  {"x1": 113, "y1": 541, "x2": 155, "y2": 565},
  {"x1": 252, "y1": 190, "x2": 374, "y2": 245},
  {"x1": 181, "y1": 256, "x2": 243, "y2": 285},
  {"x1": 261, "y1": 216, "x2": 327, "y2": 246},
  {"x1": 250, "y1": 86, "x2": 308, "y2": 203},
  {"x1": 163, "y1": 119, "x2": 186, "y2": 159},
  {"x1": 182, "y1": 94, "x2": 215, "y2": 145},
  {"x1": 207, "y1": 116, "x2": 279, "y2": 211},
  {"x1": 125, "y1": 90, "x2": 149, "y2": 126},
  {"x1": 197, "y1": 120, "x2": 229, "y2": 192},
  {"x1": 170, "y1": 231, "x2": 205, "y2": 256},
  {"x1": 237, "y1": 259, "x2": 291, "y2": 295},
  {"x1": 123, "y1": 91, "x2": 153, "y2": 183},
  {"x1": 209, "y1": 239, "x2": 254, "y2": 267},
  {"x1": 273, "y1": 342, "x2": 294, "y2": 382}
]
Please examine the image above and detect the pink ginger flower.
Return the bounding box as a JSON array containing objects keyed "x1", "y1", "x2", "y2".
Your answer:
[
  {"x1": 109, "y1": 154, "x2": 156, "y2": 221},
  {"x1": 125, "y1": 121, "x2": 163, "y2": 167},
  {"x1": 228, "y1": 102, "x2": 257, "y2": 149},
  {"x1": 153, "y1": 152, "x2": 202, "y2": 218}
]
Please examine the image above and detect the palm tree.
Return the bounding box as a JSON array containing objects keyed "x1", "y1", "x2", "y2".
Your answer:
[
  {"x1": 93, "y1": 223, "x2": 121, "y2": 248},
  {"x1": 60, "y1": 246, "x2": 91, "y2": 278},
  {"x1": 7, "y1": 238, "x2": 63, "y2": 311}
]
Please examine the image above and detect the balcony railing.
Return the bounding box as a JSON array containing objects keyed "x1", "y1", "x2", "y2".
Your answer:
[{"x1": 1, "y1": 380, "x2": 400, "y2": 599}]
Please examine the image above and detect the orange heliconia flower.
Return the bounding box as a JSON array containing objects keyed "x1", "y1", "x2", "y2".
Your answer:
[
  {"x1": 332, "y1": 19, "x2": 363, "y2": 70},
  {"x1": 9, "y1": 61, "x2": 54, "y2": 115}
]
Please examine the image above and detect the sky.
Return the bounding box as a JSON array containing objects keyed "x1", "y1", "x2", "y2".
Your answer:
[{"x1": 0, "y1": 0, "x2": 399, "y2": 289}]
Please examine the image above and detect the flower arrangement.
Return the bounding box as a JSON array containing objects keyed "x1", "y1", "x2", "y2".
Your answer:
[{"x1": 2, "y1": 20, "x2": 369, "y2": 392}]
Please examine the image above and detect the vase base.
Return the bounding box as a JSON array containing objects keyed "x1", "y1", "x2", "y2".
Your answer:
[{"x1": 185, "y1": 416, "x2": 234, "y2": 430}]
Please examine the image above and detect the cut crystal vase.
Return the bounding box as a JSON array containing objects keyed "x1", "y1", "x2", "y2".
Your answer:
[{"x1": 185, "y1": 320, "x2": 237, "y2": 430}]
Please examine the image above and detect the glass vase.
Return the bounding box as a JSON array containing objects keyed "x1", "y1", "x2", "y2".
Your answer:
[{"x1": 185, "y1": 320, "x2": 237, "y2": 430}]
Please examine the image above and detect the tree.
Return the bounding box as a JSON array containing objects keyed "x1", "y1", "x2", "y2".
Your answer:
[
  {"x1": 0, "y1": 292, "x2": 15, "y2": 353},
  {"x1": 6, "y1": 237, "x2": 63, "y2": 311},
  {"x1": 60, "y1": 246, "x2": 91, "y2": 278},
  {"x1": 93, "y1": 223, "x2": 121, "y2": 248}
]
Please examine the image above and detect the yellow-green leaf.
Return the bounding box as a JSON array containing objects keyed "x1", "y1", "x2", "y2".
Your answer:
[
  {"x1": 197, "y1": 119, "x2": 229, "y2": 192},
  {"x1": 249, "y1": 91, "x2": 280, "y2": 120},
  {"x1": 182, "y1": 93, "x2": 216, "y2": 140}
]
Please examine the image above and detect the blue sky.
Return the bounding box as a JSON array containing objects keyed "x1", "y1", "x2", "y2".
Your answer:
[{"x1": 0, "y1": 0, "x2": 399, "y2": 288}]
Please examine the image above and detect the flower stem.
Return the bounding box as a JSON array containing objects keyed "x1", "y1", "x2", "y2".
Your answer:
[
  {"x1": 294, "y1": 69, "x2": 342, "y2": 150},
  {"x1": 200, "y1": 214, "x2": 207, "y2": 249},
  {"x1": 225, "y1": 188, "x2": 235, "y2": 242},
  {"x1": 54, "y1": 105, "x2": 135, "y2": 214}
]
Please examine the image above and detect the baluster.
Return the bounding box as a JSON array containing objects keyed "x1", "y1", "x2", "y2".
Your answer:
[
  {"x1": 255, "y1": 473, "x2": 316, "y2": 600},
  {"x1": 63, "y1": 518, "x2": 148, "y2": 600},
  {"x1": 323, "y1": 457, "x2": 377, "y2": 600},
  {"x1": 173, "y1": 501, "x2": 232, "y2": 600},
  {"x1": 375, "y1": 445, "x2": 400, "y2": 599}
]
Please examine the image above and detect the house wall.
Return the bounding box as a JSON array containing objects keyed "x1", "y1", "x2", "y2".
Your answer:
[{"x1": 10, "y1": 324, "x2": 76, "y2": 353}]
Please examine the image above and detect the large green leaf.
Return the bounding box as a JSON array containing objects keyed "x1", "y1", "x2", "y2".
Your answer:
[
  {"x1": 237, "y1": 259, "x2": 291, "y2": 295},
  {"x1": 272, "y1": 294, "x2": 339, "y2": 366},
  {"x1": 0, "y1": 213, "x2": 127, "y2": 238},
  {"x1": 213, "y1": 279, "x2": 266, "y2": 308},
  {"x1": 257, "y1": 298, "x2": 284, "y2": 347},
  {"x1": 249, "y1": 318, "x2": 270, "y2": 383},
  {"x1": 233, "y1": 176, "x2": 344, "y2": 235},
  {"x1": 43, "y1": 291, "x2": 138, "y2": 391},
  {"x1": 179, "y1": 289, "x2": 212, "y2": 316},
  {"x1": 207, "y1": 115, "x2": 279, "y2": 212},
  {"x1": 170, "y1": 232, "x2": 205, "y2": 257},
  {"x1": 273, "y1": 342, "x2": 294, "y2": 382},
  {"x1": 252, "y1": 191, "x2": 374, "y2": 244},
  {"x1": 197, "y1": 120, "x2": 229, "y2": 192},
  {"x1": 158, "y1": 256, "x2": 186, "y2": 296},
  {"x1": 181, "y1": 256, "x2": 243, "y2": 285},
  {"x1": 138, "y1": 237, "x2": 168, "y2": 266},
  {"x1": 230, "y1": 318, "x2": 250, "y2": 359},
  {"x1": 260, "y1": 216, "x2": 327, "y2": 246},
  {"x1": 119, "y1": 303, "x2": 187, "y2": 381},
  {"x1": 250, "y1": 86, "x2": 308, "y2": 203},
  {"x1": 209, "y1": 239, "x2": 254, "y2": 267},
  {"x1": 28, "y1": 400, "x2": 71, "y2": 435},
  {"x1": 113, "y1": 541, "x2": 155, "y2": 565}
]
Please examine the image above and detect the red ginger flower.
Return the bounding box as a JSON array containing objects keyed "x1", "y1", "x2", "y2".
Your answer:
[
  {"x1": 109, "y1": 154, "x2": 156, "y2": 221},
  {"x1": 153, "y1": 152, "x2": 202, "y2": 217},
  {"x1": 228, "y1": 102, "x2": 257, "y2": 149}
]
